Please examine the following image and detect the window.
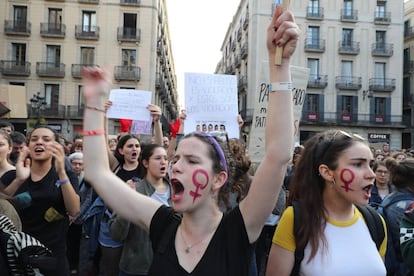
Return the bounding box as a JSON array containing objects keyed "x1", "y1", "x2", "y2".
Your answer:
[
  {"x1": 308, "y1": 0, "x2": 319, "y2": 14},
  {"x1": 342, "y1": 29, "x2": 353, "y2": 47},
  {"x1": 46, "y1": 45, "x2": 61, "y2": 67},
  {"x1": 374, "y1": 62, "x2": 386, "y2": 86},
  {"x1": 341, "y1": 60, "x2": 353, "y2": 77},
  {"x1": 375, "y1": 62, "x2": 385, "y2": 79},
  {"x1": 306, "y1": 94, "x2": 319, "y2": 113},
  {"x1": 80, "y1": 47, "x2": 95, "y2": 65},
  {"x1": 375, "y1": 2, "x2": 386, "y2": 18},
  {"x1": 44, "y1": 84, "x2": 59, "y2": 107},
  {"x1": 13, "y1": 5, "x2": 27, "y2": 29},
  {"x1": 12, "y1": 43, "x2": 26, "y2": 65},
  {"x1": 48, "y1": 8, "x2": 62, "y2": 25},
  {"x1": 307, "y1": 26, "x2": 320, "y2": 48},
  {"x1": 308, "y1": 58, "x2": 319, "y2": 77},
  {"x1": 376, "y1": 31, "x2": 386, "y2": 44},
  {"x1": 405, "y1": 20, "x2": 411, "y2": 37},
  {"x1": 343, "y1": 0, "x2": 353, "y2": 16},
  {"x1": 122, "y1": 49, "x2": 136, "y2": 66},
  {"x1": 78, "y1": 85, "x2": 84, "y2": 107},
  {"x1": 341, "y1": 96, "x2": 352, "y2": 116},
  {"x1": 123, "y1": 13, "x2": 137, "y2": 37},
  {"x1": 341, "y1": 96, "x2": 353, "y2": 120},
  {"x1": 82, "y1": 11, "x2": 96, "y2": 32},
  {"x1": 374, "y1": 97, "x2": 386, "y2": 117}
]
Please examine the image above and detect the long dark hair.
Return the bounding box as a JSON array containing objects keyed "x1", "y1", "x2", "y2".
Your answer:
[
  {"x1": 113, "y1": 134, "x2": 140, "y2": 165},
  {"x1": 288, "y1": 130, "x2": 366, "y2": 262},
  {"x1": 137, "y1": 144, "x2": 165, "y2": 179},
  {"x1": 386, "y1": 157, "x2": 414, "y2": 194}
]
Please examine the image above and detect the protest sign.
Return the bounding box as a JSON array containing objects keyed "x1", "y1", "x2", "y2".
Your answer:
[
  {"x1": 249, "y1": 63, "x2": 310, "y2": 163},
  {"x1": 106, "y1": 89, "x2": 152, "y2": 135},
  {"x1": 184, "y1": 73, "x2": 239, "y2": 138}
]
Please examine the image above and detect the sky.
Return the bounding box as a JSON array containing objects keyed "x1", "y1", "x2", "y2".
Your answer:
[{"x1": 165, "y1": 0, "x2": 241, "y2": 108}]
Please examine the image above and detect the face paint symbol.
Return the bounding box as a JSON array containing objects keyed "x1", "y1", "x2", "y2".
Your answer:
[
  {"x1": 340, "y1": 168, "x2": 355, "y2": 192},
  {"x1": 190, "y1": 169, "x2": 209, "y2": 203}
]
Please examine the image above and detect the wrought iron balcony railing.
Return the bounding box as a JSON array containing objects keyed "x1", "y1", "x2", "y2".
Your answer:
[
  {"x1": 4, "y1": 20, "x2": 31, "y2": 36},
  {"x1": 114, "y1": 65, "x2": 141, "y2": 81},
  {"x1": 36, "y1": 62, "x2": 65, "y2": 77},
  {"x1": 0, "y1": 60, "x2": 31, "y2": 76}
]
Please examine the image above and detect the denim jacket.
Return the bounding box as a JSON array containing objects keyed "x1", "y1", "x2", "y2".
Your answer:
[{"x1": 378, "y1": 190, "x2": 414, "y2": 276}]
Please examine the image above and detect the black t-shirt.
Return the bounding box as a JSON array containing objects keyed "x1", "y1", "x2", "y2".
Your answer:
[
  {"x1": 1, "y1": 170, "x2": 16, "y2": 187},
  {"x1": 149, "y1": 205, "x2": 253, "y2": 276},
  {"x1": 116, "y1": 166, "x2": 139, "y2": 182},
  {"x1": 15, "y1": 167, "x2": 77, "y2": 257}
]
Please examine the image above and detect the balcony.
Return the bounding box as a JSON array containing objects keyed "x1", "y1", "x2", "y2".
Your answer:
[
  {"x1": 231, "y1": 41, "x2": 236, "y2": 52},
  {"x1": 405, "y1": 27, "x2": 414, "y2": 40},
  {"x1": 300, "y1": 112, "x2": 404, "y2": 127},
  {"x1": 240, "y1": 42, "x2": 248, "y2": 59},
  {"x1": 335, "y1": 76, "x2": 362, "y2": 90},
  {"x1": 66, "y1": 105, "x2": 84, "y2": 118},
  {"x1": 371, "y1": 43, "x2": 393, "y2": 57},
  {"x1": 114, "y1": 65, "x2": 141, "y2": 81},
  {"x1": 238, "y1": 76, "x2": 248, "y2": 91},
  {"x1": 71, "y1": 64, "x2": 98, "y2": 78},
  {"x1": 75, "y1": 25, "x2": 99, "y2": 40},
  {"x1": 4, "y1": 20, "x2": 31, "y2": 36},
  {"x1": 28, "y1": 104, "x2": 66, "y2": 118},
  {"x1": 120, "y1": 0, "x2": 140, "y2": 6},
  {"x1": 117, "y1": 27, "x2": 141, "y2": 42},
  {"x1": 306, "y1": 7, "x2": 324, "y2": 20},
  {"x1": 78, "y1": 0, "x2": 99, "y2": 3},
  {"x1": 36, "y1": 62, "x2": 65, "y2": 77},
  {"x1": 340, "y1": 9, "x2": 358, "y2": 22},
  {"x1": 374, "y1": 11, "x2": 391, "y2": 25},
  {"x1": 243, "y1": 15, "x2": 249, "y2": 30},
  {"x1": 338, "y1": 41, "x2": 360, "y2": 55},
  {"x1": 404, "y1": 60, "x2": 414, "y2": 73},
  {"x1": 307, "y1": 74, "x2": 328, "y2": 89},
  {"x1": 369, "y1": 78, "x2": 396, "y2": 92},
  {"x1": 40, "y1": 23, "x2": 66, "y2": 38},
  {"x1": 304, "y1": 38, "x2": 325, "y2": 53},
  {"x1": 0, "y1": 60, "x2": 31, "y2": 76},
  {"x1": 155, "y1": 72, "x2": 163, "y2": 89}
]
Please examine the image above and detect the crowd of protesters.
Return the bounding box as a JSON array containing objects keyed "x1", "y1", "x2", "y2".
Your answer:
[{"x1": 1, "y1": 6, "x2": 414, "y2": 276}]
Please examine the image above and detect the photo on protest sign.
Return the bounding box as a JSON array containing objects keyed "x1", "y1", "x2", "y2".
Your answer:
[
  {"x1": 184, "y1": 73, "x2": 239, "y2": 138},
  {"x1": 248, "y1": 63, "x2": 310, "y2": 163}
]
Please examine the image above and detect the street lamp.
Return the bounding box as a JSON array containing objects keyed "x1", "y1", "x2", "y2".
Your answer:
[{"x1": 30, "y1": 92, "x2": 47, "y2": 124}]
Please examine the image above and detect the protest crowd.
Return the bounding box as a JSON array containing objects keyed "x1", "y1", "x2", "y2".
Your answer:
[{"x1": 1, "y1": 6, "x2": 414, "y2": 276}]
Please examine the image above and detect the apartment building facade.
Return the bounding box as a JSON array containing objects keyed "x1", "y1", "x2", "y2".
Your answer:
[
  {"x1": 404, "y1": 0, "x2": 414, "y2": 149},
  {"x1": 0, "y1": 0, "x2": 178, "y2": 139},
  {"x1": 218, "y1": 0, "x2": 406, "y2": 150}
]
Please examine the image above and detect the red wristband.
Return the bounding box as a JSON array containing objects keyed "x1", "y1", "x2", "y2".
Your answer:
[{"x1": 82, "y1": 128, "x2": 105, "y2": 136}]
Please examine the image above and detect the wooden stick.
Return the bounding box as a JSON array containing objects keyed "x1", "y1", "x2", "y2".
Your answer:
[{"x1": 274, "y1": 0, "x2": 290, "y2": 65}]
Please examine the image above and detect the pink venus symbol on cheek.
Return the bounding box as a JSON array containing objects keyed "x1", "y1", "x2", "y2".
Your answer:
[
  {"x1": 190, "y1": 169, "x2": 209, "y2": 203},
  {"x1": 340, "y1": 168, "x2": 355, "y2": 192}
]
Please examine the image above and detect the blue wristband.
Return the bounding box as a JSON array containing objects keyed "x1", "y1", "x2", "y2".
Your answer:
[{"x1": 55, "y1": 178, "x2": 70, "y2": 188}]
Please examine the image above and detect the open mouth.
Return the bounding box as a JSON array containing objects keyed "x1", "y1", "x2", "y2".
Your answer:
[
  {"x1": 362, "y1": 184, "x2": 373, "y2": 195},
  {"x1": 170, "y1": 178, "x2": 184, "y2": 202},
  {"x1": 34, "y1": 147, "x2": 44, "y2": 153}
]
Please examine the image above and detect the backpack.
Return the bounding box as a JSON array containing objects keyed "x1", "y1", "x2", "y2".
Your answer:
[
  {"x1": 291, "y1": 202, "x2": 385, "y2": 276},
  {"x1": 377, "y1": 192, "x2": 414, "y2": 276},
  {"x1": 0, "y1": 215, "x2": 56, "y2": 275}
]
